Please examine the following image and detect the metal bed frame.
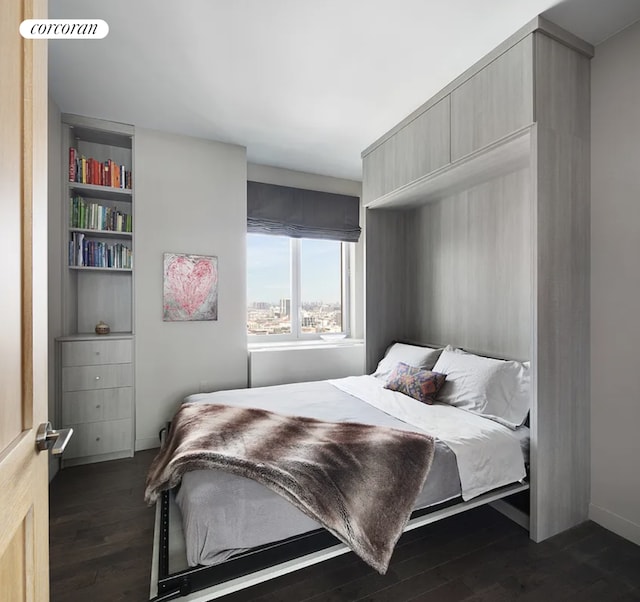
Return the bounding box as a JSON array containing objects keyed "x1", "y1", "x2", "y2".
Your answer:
[{"x1": 149, "y1": 479, "x2": 529, "y2": 601}]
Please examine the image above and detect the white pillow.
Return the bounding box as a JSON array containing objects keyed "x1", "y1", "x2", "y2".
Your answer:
[
  {"x1": 373, "y1": 343, "x2": 443, "y2": 381},
  {"x1": 432, "y1": 346, "x2": 530, "y2": 429}
]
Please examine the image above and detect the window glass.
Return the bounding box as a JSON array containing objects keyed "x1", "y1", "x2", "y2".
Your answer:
[
  {"x1": 300, "y1": 238, "x2": 342, "y2": 334},
  {"x1": 247, "y1": 234, "x2": 291, "y2": 335},
  {"x1": 247, "y1": 234, "x2": 347, "y2": 338}
]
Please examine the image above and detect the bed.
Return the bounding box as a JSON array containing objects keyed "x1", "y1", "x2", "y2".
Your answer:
[{"x1": 148, "y1": 343, "x2": 531, "y2": 601}]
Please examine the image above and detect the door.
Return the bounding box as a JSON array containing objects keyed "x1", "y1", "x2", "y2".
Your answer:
[{"x1": 0, "y1": 0, "x2": 49, "y2": 600}]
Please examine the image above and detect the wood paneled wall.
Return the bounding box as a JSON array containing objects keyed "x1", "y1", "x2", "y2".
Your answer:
[
  {"x1": 364, "y1": 209, "x2": 411, "y2": 372},
  {"x1": 407, "y1": 168, "x2": 532, "y2": 360}
]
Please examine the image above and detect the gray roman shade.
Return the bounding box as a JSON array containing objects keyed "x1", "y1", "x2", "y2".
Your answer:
[{"x1": 247, "y1": 181, "x2": 361, "y2": 242}]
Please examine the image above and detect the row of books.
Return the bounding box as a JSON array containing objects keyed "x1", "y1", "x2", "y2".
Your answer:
[
  {"x1": 70, "y1": 195, "x2": 132, "y2": 233},
  {"x1": 69, "y1": 148, "x2": 132, "y2": 189},
  {"x1": 69, "y1": 232, "x2": 132, "y2": 269}
]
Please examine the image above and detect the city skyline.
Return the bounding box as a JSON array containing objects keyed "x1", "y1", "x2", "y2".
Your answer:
[{"x1": 247, "y1": 299, "x2": 342, "y2": 335}]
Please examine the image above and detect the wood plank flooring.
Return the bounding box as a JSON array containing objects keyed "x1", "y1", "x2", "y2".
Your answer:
[{"x1": 49, "y1": 451, "x2": 640, "y2": 601}]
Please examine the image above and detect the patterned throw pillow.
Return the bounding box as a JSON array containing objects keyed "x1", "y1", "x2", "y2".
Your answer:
[{"x1": 384, "y1": 362, "x2": 447, "y2": 404}]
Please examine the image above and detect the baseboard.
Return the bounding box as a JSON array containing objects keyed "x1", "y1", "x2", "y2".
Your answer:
[
  {"x1": 136, "y1": 437, "x2": 161, "y2": 451},
  {"x1": 589, "y1": 503, "x2": 640, "y2": 546}
]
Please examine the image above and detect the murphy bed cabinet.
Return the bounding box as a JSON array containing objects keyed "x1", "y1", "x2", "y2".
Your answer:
[
  {"x1": 57, "y1": 114, "x2": 135, "y2": 466},
  {"x1": 362, "y1": 16, "x2": 592, "y2": 543}
]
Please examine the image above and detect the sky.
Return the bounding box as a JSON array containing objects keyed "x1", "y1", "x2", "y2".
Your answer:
[{"x1": 247, "y1": 234, "x2": 341, "y2": 305}]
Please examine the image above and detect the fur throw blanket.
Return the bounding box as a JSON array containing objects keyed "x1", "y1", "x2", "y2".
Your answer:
[{"x1": 145, "y1": 403, "x2": 435, "y2": 573}]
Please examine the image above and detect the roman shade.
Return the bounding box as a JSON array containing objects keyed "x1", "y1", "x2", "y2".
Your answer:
[{"x1": 247, "y1": 181, "x2": 361, "y2": 242}]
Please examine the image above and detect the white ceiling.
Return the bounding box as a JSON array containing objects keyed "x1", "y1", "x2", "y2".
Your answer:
[{"x1": 49, "y1": 0, "x2": 640, "y2": 181}]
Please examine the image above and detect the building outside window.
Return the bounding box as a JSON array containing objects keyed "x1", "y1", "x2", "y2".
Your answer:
[{"x1": 247, "y1": 233, "x2": 349, "y2": 339}]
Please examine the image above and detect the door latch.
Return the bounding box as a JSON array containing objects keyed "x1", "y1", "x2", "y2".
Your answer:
[{"x1": 36, "y1": 422, "x2": 73, "y2": 455}]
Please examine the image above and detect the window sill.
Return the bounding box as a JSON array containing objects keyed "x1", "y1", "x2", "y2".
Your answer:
[{"x1": 248, "y1": 338, "x2": 364, "y2": 353}]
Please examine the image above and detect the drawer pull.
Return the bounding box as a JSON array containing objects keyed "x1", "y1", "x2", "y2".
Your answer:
[
  {"x1": 96, "y1": 404, "x2": 101, "y2": 409},
  {"x1": 95, "y1": 351, "x2": 100, "y2": 355},
  {"x1": 96, "y1": 437, "x2": 101, "y2": 442},
  {"x1": 95, "y1": 376, "x2": 100, "y2": 380}
]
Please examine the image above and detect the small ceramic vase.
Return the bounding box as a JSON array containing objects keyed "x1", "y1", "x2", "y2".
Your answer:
[{"x1": 95, "y1": 321, "x2": 110, "y2": 335}]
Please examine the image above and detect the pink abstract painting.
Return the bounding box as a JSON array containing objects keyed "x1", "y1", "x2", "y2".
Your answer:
[{"x1": 163, "y1": 253, "x2": 218, "y2": 321}]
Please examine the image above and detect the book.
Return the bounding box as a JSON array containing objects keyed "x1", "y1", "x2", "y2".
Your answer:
[
  {"x1": 77, "y1": 232, "x2": 85, "y2": 266},
  {"x1": 68, "y1": 148, "x2": 132, "y2": 190},
  {"x1": 69, "y1": 148, "x2": 76, "y2": 182}
]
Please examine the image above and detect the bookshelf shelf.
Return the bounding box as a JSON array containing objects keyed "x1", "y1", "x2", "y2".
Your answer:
[
  {"x1": 69, "y1": 228, "x2": 133, "y2": 239},
  {"x1": 69, "y1": 182, "x2": 132, "y2": 202},
  {"x1": 68, "y1": 266, "x2": 133, "y2": 272}
]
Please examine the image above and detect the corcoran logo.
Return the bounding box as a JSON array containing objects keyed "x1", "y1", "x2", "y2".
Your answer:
[{"x1": 20, "y1": 19, "x2": 109, "y2": 39}]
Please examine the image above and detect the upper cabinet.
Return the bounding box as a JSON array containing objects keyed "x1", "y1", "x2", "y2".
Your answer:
[
  {"x1": 362, "y1": 18, "x2": 593, "y2": 207},
  {"x1": 450, "y1": 36, "x2": 533, "y2": 161},
  {"x1": 362, "y1": 97, "x2": 450, "y2": 201}
]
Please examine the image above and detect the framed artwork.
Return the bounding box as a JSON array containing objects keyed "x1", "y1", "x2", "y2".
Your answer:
[{"x1": 163, "y1": 253, "x2": 218, "y2": 321}]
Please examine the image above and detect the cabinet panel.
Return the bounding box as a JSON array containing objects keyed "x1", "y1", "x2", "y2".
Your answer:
[
  {"x1": 62, "y1": 363, "x2": 132, "y2": 391},
  {"x1": 62, "y1": 387, "x2": 132, "y2": 424},
  {"x1": 393, "y1": 96, "x2": 450, "y2": 189},
  {"x1": 535, "y1": 32, "x2": 590, "y2": 138},
  {"x1": 63, "y1": 418, "x2": 133, "y2": 459},
  {"x1": 451, "y1": 36, "x2": 534, "y2": 160},
  {"x1": 76, "y1": 272, "x2": 133, "y2": 334},
  {"x1": 362, "y1": 135, "x2": 395, "y2": 201},
  {"x1": 363, "y1": 97, "x2": 451, "y2": 203},
  {"x1": 61, "y1": 339, "x2": 132, "y2": 367}
]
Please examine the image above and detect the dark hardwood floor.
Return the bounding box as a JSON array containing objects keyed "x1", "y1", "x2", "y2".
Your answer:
[{"x1": 50, "y1": 451, "x2": 640, "y2": 602}]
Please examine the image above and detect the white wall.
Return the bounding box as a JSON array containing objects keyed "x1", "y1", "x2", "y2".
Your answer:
[
  {"x1": 135, "y1": 129, "x2": 247, "y2": 450},
  {"x1": 247, "y1": 163, "x2": 364, "y2": 340},
  {"x1": 247, "y1": 163, "x2": 361, "y2": 197},
  {"x1": 591, "y1": 19, "x2": 640, "y2": 545},
  {"x1": 48, "y1": 96, "x2": 63, "y2": 480}
]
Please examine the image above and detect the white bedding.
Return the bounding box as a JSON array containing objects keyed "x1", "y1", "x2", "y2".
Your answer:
[
  {"x1": 329, "y1": 375, "x2": 527, "y2": 500},
  {"x1": 177, "y1": 375, "x2": 528, "y2": 566}
]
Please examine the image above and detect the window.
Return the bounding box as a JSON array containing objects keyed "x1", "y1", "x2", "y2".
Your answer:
[
  {"x1": 247, "y1": 234, "x2": 291, "y2": 335},
  {"x1": 247, "y1": 233, "x2": 349, "y2": 339}
]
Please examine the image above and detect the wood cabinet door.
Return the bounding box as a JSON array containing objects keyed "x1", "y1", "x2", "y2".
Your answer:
[
  {"x1": 0, "y1": 0, "x2": 49, "y2": 600},
  {"x1": 392, "y1": 96, "x2": 450, "y2": 188},
  {"x1": 451, "y1": 35, "x2": 534, "y2": 160},
  {"x1": 362, "y1": 134, "x2": 396, "y2": 202},
  {"x1": 363, "y1": 97, "x2": 451, "y2": 203}
]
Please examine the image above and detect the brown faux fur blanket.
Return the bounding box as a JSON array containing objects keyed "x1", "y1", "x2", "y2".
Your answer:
[{"x1": 145, "y1": 403, "x2": 435, "y2": 573}]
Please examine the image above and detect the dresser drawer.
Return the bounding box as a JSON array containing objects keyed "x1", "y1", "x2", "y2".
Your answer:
[
  {"x1": 62, "y1": 339, "x2": 132, "y2": 367},
  {"x1": 62, "y1": 387, "x2": 132, "y2": 424},
  {"x1": 64, "y1": 418, "x2": 133, "y2": 459},
  {"x1": 62, "y1": 363, "x2": 133, "y2": 392}
]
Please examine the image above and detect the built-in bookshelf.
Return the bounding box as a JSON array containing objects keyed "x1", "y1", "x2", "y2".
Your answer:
[
  {"x1": 57, "y1": 114, "x2": 136, "y2": 466},
  {"x1": 68, "y1": 193, "x2": 133, "y2": 269},
  {"x1": 61, "y1": 113, "x2": 135, "y2": 336}
]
